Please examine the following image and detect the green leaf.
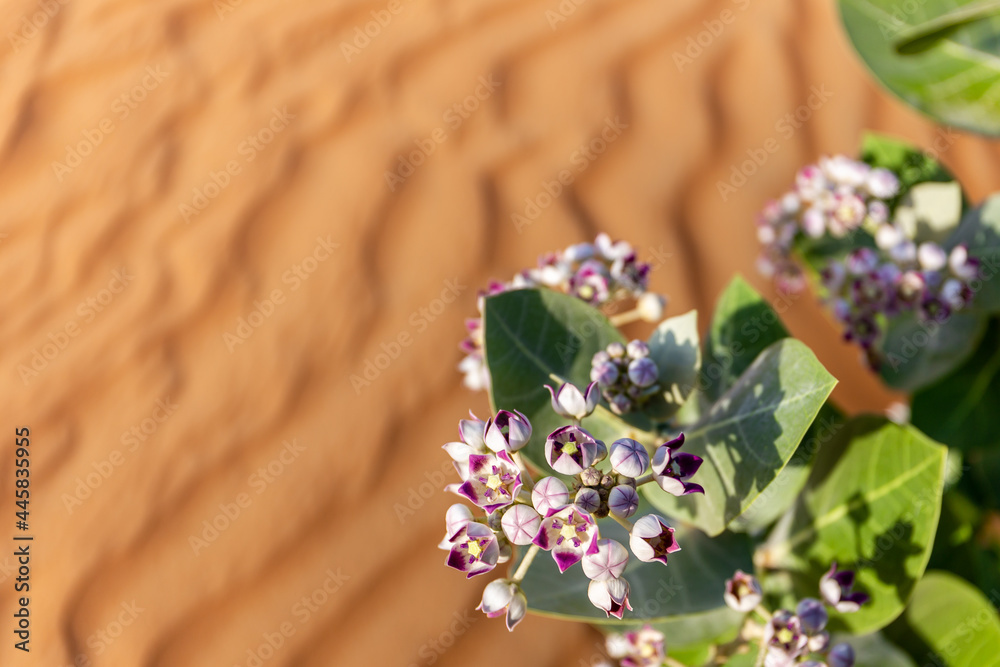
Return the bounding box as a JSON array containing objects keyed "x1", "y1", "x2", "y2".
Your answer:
[
  {"x1": 759, "y1": 417, "x2": 948, "y2": 634},
  {"x1": 901, "y1": 571, "x2": 1000, "y2": 666},
  {"x1": 912, "y1": 317, "x2": 1000, "y2": 452},
  {"x1": 517, "y1": 501, "x2": 752, "y2": 627},
  {"x1": 483, "y1": 289, "x2": 655, "y2": 469},
  {"x1": 840, "y1": 632, "x2": 918, "y2": 667},
  {"x1": 644, "y1": 310, "x2": 701, "y2": 420},
  {"x1": 644, "y1": 339, "x2": 837, "y2": 536},
  {"x1": 702, "y1": 276, "x2": 790, "y2": 403},
  {"x1": 878, "y1": 309, "x2": 987, "y2": 392},
  {"x1": 946, "y1": 194, "x2": 1000, "y2": 312},
  {"x1": 839, "y1": 0, "x2": 1000, "y2": 137}
]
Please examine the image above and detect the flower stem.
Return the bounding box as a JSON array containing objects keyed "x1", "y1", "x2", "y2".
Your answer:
[
  {"x1": 610, "y1": 309, "x2": 643, "y2": 326},
  {"x1": 511, "y1": 544, "x2": 540, "y2": 584},
  {"x1": 752, "y1": 634, "x2": 767, "y2": 667},
  {"x1": 664, "y1": 658, "x2": 688, "y2": 667},
  {"x1": 512, "y1": 452, "x2": 535, "y2": 491},
  {"x1": 635, "y1": 472, "x2": 655, "y2": 486},
  {"x1": 609, "y1": 513, "x2": 634, "y2": 532}
]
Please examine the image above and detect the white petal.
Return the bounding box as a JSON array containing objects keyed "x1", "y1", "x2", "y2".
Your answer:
[{"x1": 481, "y1": 580, "x2": 515, "y2": 613}]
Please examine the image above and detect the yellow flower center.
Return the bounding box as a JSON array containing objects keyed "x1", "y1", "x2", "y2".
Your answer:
[
  {"x1": 560, "y1": 523, "x2": 578, "y2": 541},
  {"x1": 467, "y1": 540, "x2": 483, "y2": 559},
  {"x1": 486, "y1": 474, "x2": 503, "y2": 490},
  {"x1": 777, "y1": 628, "x2": 793, "y2": 644},
  {"x1": 562, "y1": 442, "x2": 578, "y2": 456}
]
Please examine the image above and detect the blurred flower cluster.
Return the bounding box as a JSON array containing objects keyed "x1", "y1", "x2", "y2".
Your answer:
[
  {"x1": 459, "y1": 234, "x2": 665, "y2": 390},
  {"x1": 721, "y1": 565, "x2": 868, "y2": 667},
  {"x1": 591, "y1": 340, "x2": 660, "y2": 415},
  {"x1": 756, "y1": 155, "x2": 980, "y2": 367},
  {"x1": 439, "y1": 382, "x2": 703, "y2": 630}
]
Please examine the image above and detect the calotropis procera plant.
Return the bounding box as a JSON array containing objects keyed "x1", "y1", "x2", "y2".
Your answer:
[
  {"x1": 440, "y1": 235, "x2": 960, "y2": 665},
  {"x1": 755, "y1": 133, "x2": 1000, "y2": 393}
]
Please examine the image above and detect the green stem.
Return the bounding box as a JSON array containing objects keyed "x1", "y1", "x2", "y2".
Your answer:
[
  {"x1": 609, "y1": 513, "x2": 634, "y2": 532},
  {"x1": 894, "y1": 0, "x2": 1000, "y2": 53},
  {"x1": 635, "y1": 472, "x2": 655, "y2": 486},
  {"x1": 512, "y1": 452, "x2": 535, "y2": 491},
  {"x1": 511, "y1": 544, "x2": 540, "y2": 584}
]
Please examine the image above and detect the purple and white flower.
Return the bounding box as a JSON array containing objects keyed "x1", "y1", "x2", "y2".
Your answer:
[
  {"x1": 478, "y1": 579, "x2": 528, "y2": 631},
  {"x1": 500, "y1": 504, "x2": 541, "y2": 545},
  {"x1": 533, "y1": 506, "x2": 600, "y2": 572},
  {"x1": 609, "y1": 438, "x2": 650, "y2": 478},
  {"x1": 612, "y1": 625, "x2": 665, "y2": 667},
  {"x1": 442, "y1": 412, "x2": 489, "y2": 479},
  {"x1": 545, "y1": 425, "x2": 602, "y2": 475},
  {"x1": 458, "y1": 451, "x2": 523, "y2": 513},
  {"x1": 820, "y1": 563, "x2": 870, "y2": 613},
  {"x1": 531, "y1": 476, "x2": 570, "y2": 515},
  {"x1": 546, "y1": 381, "x2": 600, "y2": 421},
  {"x1": 763, "y1": 610, "x2": 808, "y2": 666},
  {"x1": 651, "y1": 434, "x2": 704, "y2": 496},
  {"x1": 588, "y1": 577, "x2": 632, "y2": 619},
  {"x1": 629, "y1": 514, "x2": 681, "y2": 565},
  {"x1": 445, "y1": 522, "x2": 499, "y2": 578},
  {"x1": 828, "y1": 643, "x2": 856, "y2": 667},
  {"x1": 484, "y1": 409, "x2": 532, "y2": 453},
  {"x1": 582, "y1": 539, "x2": 629, "y2": 581},
  {"x1": 724, "y1": 569, "x2": 763, "y2": 612},
  {"x1": 796, "y1": 598, "x2": 828, "y2": 634},
  {"x1": 438, "y1": 504, "x2": 475, "y2": 549}
]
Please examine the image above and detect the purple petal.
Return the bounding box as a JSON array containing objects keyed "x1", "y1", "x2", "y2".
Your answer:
[
  {"x1": 553, "y1": 548, "x2": 583, "y2": 573},
  {"x1": 681, "y1": 482, "x2": 704, "y2": 496},
  {"x1": 673, "y1": 452, "x2": 703, "y2": 478}
]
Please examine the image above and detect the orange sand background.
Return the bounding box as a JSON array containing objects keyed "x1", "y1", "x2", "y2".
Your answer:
[{"x1": 1, "y1": 0, "x2": 998, "y2": 665}]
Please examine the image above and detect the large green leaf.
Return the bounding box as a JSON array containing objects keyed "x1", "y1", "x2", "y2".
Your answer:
[
  {"x1": 758, "y1": 417, "x2": 948, "y2": 634},
  {"x1": 861, "y1": 133, "x2": 959, "y2": 211},
  {"x1": 701, "y1": 276, "x2": 790, "y2": 403},
  {"x1": 644, "y1": 310, "x2": 701, "y2": 420},
  {"x1": 517, "y1": 500, "x2": 752, "y2": 630},
  {"x1": 901, "y1": 571, "x2": 1000, "y2": 666},
  {"x1": 879, "y1": 309, "x2": 987, "y2": 392},
  {"x1": 842, "y1": 632, "x2": 918, "y2": 667},
  {"x1": 912, "y1": 317, "x2": 1000, "y2": 452},
  {"x1": 839, "y1": 0, "x2": 1000, "y2": 136},
  {"x1": 644, "y1": 339, "x2": 837, "y2": 536},
  {"x1": 946, "y1": 194, "x2": 1000, "y2": 312},
  {"x1": 483, "y1": 289, "x2": 655, "y2": 469}
]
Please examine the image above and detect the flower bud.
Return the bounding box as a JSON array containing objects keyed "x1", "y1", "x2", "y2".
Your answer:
[
  {"x1": 500, "y1": 504, "x2": 541, "y2": 545},
  {"x1": 609, "y1": 438, "x2": 650, "y2": 478},
  {"x1": 575, "y1": 487, "x2": 601, "y2": 514},
  {"x1": 607, "y1": 342, "x2": 626, "y2": 358},
  {"x1": 636, "y1": 293, "x2": 667, "y2": 322},
  {"x1": 918, "y1": 242, "x2": 947, "y2": 271},
  {"x1": 796, "y1": 598, "x2": 828, "y2": 634},
  {"x1": 626, "y1": 340, "x2": 650, "y2": 358},
  {"x1": 531, "y1": 476, "x2": 569, "y2": 515},
  {"x1": 478, "y1": 579, "x2": 528, "y2": 632},
  {"x1": 591, "y1": 361, "x2": 620, "y2": 387},
  {"x1": 820, "y1": 563, "x2": 869, "y2": 613},
  {"x1": 828, "y1": 643, "x2": 855, "y2": 667},
  {"x1": 627, "y1": 357, "x2": 658, "y2": 388},
  {"x1": 582, "y1": 538, "x2": 629, "y2": 581},
  {"x1": 608, "y1": 485, "x2": 639, "y2": 519}
]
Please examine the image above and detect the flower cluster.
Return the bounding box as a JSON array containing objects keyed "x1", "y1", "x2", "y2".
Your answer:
[
  {"x1": 756, "y1": 155, "x2": 983, "y2": 367},
  {"x1": 591, "y1": 340, "x2": 660, "y2": 415},
  {"x1": 459, "y1": 234, "x2": 665, "y2": 391},
  {"x1": 441, "y1": 382, "x2": 705, "y2": 630},
  {"x1": 821, "y1": 241, "x2": 978, "y2": 366},
  {"x1": 603, "y1": 625, "x2": 666, "y2": 667},
  {"x1": 756, "y1": 155, "x2": 901, "y2": 294},
  {"x1": 724, "y1": 565, "x2": 868, "y2": 667}
]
